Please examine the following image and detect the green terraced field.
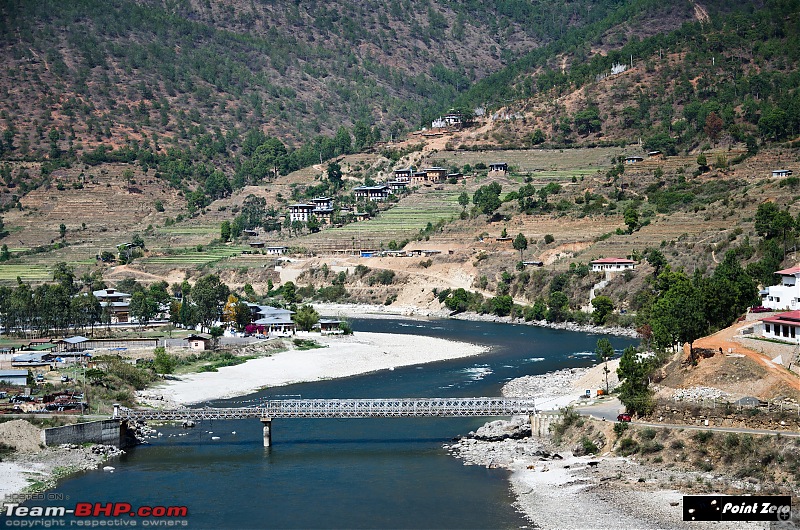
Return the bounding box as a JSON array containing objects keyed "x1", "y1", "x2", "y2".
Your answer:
[{"x1": 0, "y1": 265, "x2": 52, "y2": 282}]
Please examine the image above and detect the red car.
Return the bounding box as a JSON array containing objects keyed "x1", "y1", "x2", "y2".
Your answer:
[{"x1": 617, "y1": 413, "x2": 632, "y2": 422}]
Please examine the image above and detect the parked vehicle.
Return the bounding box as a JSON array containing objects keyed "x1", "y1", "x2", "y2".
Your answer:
[{"x1": 617, "y1": 413, "x2": 632, "y2": 422}]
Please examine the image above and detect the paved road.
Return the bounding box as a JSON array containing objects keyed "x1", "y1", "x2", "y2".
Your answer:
[{"x1": 576, "y1": 397, "x2": 800, "y2": 437}]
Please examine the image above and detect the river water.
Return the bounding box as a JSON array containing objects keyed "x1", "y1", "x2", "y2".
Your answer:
[{"x1": 18, "y1": 318, "x2": 637, "y2": 529}]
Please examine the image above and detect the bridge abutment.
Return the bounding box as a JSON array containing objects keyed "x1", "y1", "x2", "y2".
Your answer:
[{"x1": 261, "y1": 418, "x2": 272, "y2": 447}]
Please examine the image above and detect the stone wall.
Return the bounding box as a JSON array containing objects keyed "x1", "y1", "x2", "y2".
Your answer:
[
  {"x1": 530, "y1": 412, "x2": 562, "y2": 437},
  {"x1": 644, "y1": 403, "x2": 800, "y2": 431},
  {"x1": 43, "y1": 420, "x2": 132, "y2": 448}
]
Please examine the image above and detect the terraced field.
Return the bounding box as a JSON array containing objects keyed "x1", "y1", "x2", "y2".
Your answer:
[
  {"x1": 0, "y1": 264, "x2": 52, "y2": 283},
  {"x1": 299, "y1": 190, "x2": 463, "y2": 250},
  {"x1": 138, "y1": 246, "x2": 249, "y2": 271}
]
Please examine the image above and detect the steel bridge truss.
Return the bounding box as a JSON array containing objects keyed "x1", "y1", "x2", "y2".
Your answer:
[{"x1": 115, "y1": 397, "x2": 537, "y2": 421}]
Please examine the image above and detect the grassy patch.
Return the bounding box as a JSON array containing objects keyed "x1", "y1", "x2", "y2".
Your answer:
[{"x1": 293, "y1": 338, "x2": 324, "y2": 350}]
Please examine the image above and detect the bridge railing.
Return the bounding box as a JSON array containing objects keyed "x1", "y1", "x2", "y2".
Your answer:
[{"x1": 114, "y1": 397, "x2": 537, "y2": 421}]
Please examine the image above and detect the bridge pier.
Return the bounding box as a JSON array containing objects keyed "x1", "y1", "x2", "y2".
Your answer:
[{"x1": 260, "y1": 418, "x2": 272, "y2": 447}]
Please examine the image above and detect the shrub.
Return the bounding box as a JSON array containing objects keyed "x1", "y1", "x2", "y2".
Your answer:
[
  {"x1": 692, "y1": 430, "x2": 714, "y2": 444},
  {"x1": 613, "y1": 422, "x2": 629, "y2": 437},
  {"x1": 639, "y1": 428, "x2": 657, "y2": 441},
  {"x1": 617, "y1": 437, "x2": 640, "y2": 456},
  {"x1": 544, "y1": 234, "x2": 555, "y2": 244},
  {"x1": 580, "y1": 436, "x2": 599, "y2": 455},
  {"x1": 640, "y1": 441, "x2": 664, "y2": 454}
]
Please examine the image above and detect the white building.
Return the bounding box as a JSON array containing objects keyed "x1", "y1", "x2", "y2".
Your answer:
[
  {"x1": 590, "y1": 258, "x2": 636, "y2": 273},
  {"x1": 760, "y1": 265, "x2": 800, "y2": 310},
  {"x1": 288, "y1": 203, "x2": 315, "y2": 223},
  {"x1": 760, "y1": 310, "x2": 800, "y2": 344}
]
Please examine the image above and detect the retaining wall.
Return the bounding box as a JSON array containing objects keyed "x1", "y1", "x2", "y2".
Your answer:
[{"x1": 43, "y1": 420, "x2": 131, "y2": 448}]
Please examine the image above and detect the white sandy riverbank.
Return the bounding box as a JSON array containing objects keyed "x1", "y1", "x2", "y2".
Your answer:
[{"x1": 146, "y1": 331, "x2": 489, "y2": 406}]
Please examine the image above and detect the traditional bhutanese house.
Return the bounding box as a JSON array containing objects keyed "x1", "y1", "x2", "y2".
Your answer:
[
  {"x1": 317, "y1": 319, "x2": 344, "y2": 334},
  {"x1": 423, "y1": 167, "x2": 448, "y2": 183},
  {"x1": 0, "y1": 370, "x2": 29, "y2": 386},
  {"x1": 93, "y1": 288, "x2": 131, "y2": 323},
  {"x1": 443, "y1": 113, "x2": 463, "y2": 127},
  {"x1": 489, "y1": 162, "x2": 508, "y2": 173},
  {"x1": 288, "y1": 203, "x2": 315, "y2": 223},
  {"x1": 447, "y1": 172, "x2": 464, "y2": 181},
  {"x1": 249, "y1": 241, "x2": 266, "y2": 249},
  {"x1": 266, "y1": 246, "x2": 288, "y2": 255},
  {"x1": 388, "y1": 180, "x2": 407, "y2": 193},
  {"x1": 590, "y1": 258, "x2": 636, "y2": 273},
  {"x1": 353, "y1": 185, "x2": 390, "y2": 202},
  {"x1": 394, "y1": 168, "x2": 413, "y2": 182},
  {"x1": 186, "y1": 334, "x2": 212, "y2": 351},
  {"x1": 760, "y1": 311, "x2": 800, "y2": 344},
  {"x1": 647, "y1": 150, "x2": 662, "y2": 158},
  {"x1": 242, "y1": 229, "x2": 259, "y2": 237},
  {"x1": 624, "y1": 156, "x2": 644, "y2": 164},
  {"x1": 760, "y1": 265, "x2": 800, "y2": 310},
  {"x1": 772, "y1": 169, "x2": 794, "y2": 178},
  {"x1": 311, "y1": 197, "x2": 333, "y2": 210},
  {"x1": 410, "y1": 171, "x2": 428, "y2": 186},
  {"x1": 252, "y1": 306, "x2": 296, "y2": 335}
]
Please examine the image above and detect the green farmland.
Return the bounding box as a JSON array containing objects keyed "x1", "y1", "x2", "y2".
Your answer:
[
  {"x1": 138, "y1": 246, "x2": 249, "y2": 269},
  {"x1": 0, "y1": 264, "x2": 52, "y2": 283}
]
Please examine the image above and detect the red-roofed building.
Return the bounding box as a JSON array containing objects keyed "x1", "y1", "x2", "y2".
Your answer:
[
  {"x1": 590, "y1": 258, "x2": 636, "y2": 273},
  {"x1": 759, "y1": 310, "x2": 800, "y2": 343},
  {"x1": 760, "y1": 265, "x2": 800, "y2": 310}
]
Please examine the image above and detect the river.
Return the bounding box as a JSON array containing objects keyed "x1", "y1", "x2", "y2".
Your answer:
[{"x1": 17, "y1": 318, "x2": 637, "y2": 529}]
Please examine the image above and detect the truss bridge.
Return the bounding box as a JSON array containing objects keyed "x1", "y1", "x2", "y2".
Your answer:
[{"x1": 113, "y1": 397, "x2": 537, "y2": 446}]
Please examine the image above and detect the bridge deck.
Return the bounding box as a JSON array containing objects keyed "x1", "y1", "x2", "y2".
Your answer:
[{"x1": 115, "y1": 397, "x2": 537, "y2": 421}]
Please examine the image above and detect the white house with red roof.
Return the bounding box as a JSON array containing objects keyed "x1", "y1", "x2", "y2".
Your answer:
[
  {"x1": 590, "y1": 257, "x2": 636, "y2": 273},
  {"x1": 760, "y1": 310, "x2": 800, "y2": 343},
  {"x1": 760, "y1": 265, "x2": 800, "y2": 310}
]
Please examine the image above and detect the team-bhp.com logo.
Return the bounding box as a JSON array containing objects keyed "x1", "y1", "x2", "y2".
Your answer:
[
  {"x1": 4, "y1": 502, "x2": 188, "y2": 526},
  {"x1": 684, "y1": 495, "x2": 792, "y2": 522}
]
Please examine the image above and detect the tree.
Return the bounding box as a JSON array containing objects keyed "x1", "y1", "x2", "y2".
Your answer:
[
  {"x1": 649, "y1": 272, "x2": 707, "y2": 361},
  {"x1": 595, "y1": 338, "x2": 614, "y2": 395},
  {"x1": 0, "y1": 216, "x2": 7, "y2": 238},
  {"x1": 327, "y1": 161, "x2": 343, "y2": 189},
  {"x1": 703, "y1": 111, "x2": 723, "y2": 143},
  {"x1": 473, "y1": 182, "x2": 502, "y2": 217},
  {"x1": 645, "y1": 249, "x2": 667, "y2": 277},
  {"x1": 623, "y1": 205, "x2": 639, "y2": 234},
  {"x1": 754, "y1": 202, "x2": 780, "y2": 239},
  {"x1": 591, "y1": 296, "x2": 614, "y2": 325},
  {"x1": 209, "y1": 326, "x2": 224, "y2": 349},
  {"x1": 191, "y1": 274, "x2": 230, "y2": 331},
  {"x1": 59, "y1": 223, "x2": 67, "y2": 240},
  {"x1": 547, "y1": 291, "x2": 569, "y2": 322},
  {"x1": 696, "y1": 153, "x2": 709, "y2": 171},
  {"x1": 458, "y1": 191, "x2": 469, "y2": 211},
  {"x1": 222, "y1": 294, "x2": 240, "y2": 325},
  {"x1": 220, "y1": 221, "x2": 231, "y2": 242},
  {"x1": 616, "y1": 346, "x2": 653, "y2": 416},
  {"x1": 512, "y1": 233, "x2": 528, "y2": 260},
  {"x1": 282, "y1": 281, "x2": 297, "y2": 304},
  {"x1": 130, "y1": 291, "x2": 157, "y2": 328},
  {"x1": 153, "y1": 346, "x2": 177, "y2": 375},
  {"x1": 294, "y1": 304, "x2": 320, "y2": 332}
]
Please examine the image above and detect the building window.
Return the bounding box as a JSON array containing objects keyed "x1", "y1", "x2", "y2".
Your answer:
[
  {"x1": 783, "y1": 325, "x2": 790, "y2": 337},
  {"x1": 765, "y1": 324, "x2": 771, "y2": 334},
  {"x1": 792, "y1": 327, "x2": 796, "y2": 339}
]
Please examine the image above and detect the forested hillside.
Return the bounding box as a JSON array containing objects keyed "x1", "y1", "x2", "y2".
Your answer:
[{"x1": 454, "y1": 0, "x2": 800, "y2": 152}]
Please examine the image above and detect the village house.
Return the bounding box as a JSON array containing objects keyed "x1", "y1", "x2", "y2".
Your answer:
[
  {"x1": 423, "y1": 167, "x2": 448, "y2": 183},
  {"x1": 246, "y1": 305, "x2": 296, "y2": 335},
  {"x1": 624, "y1": 156, "x2": 644, "y2": 164},
  {"x1": 410, "y1": 171, "x2": 428, "y2": 186},
  {"x1": 288, "y1": 203, "x2": 315, "y2": 223},
  {"x1": 186, "y1": 334, "x2": 212, "y2": 351},
  {"x1": 590, "y1": 258, "x2": 636, "y2": 273},
  {"x1": 249, "y1": 241, "x2": 266, "y2": 249},
  {"x1": 388, "y1": 180, "x2": 407, "y2": 193},
  {"x1": 760, "y1": 265, "x2": 800, "y2": 310},
  {"x1": 772, "y1": 169, "x2": 794, "y2": 178},
  {"x1": 353, "y1": 184, "x2": 390, "y2": 202},
  {"x1": 266, "y1": 246, "x2": 288, "y2": 255},
  {"x1": 93, "y1": 288, "x2": 131, "y2": 323},
  {"x1": 394, "y1": 168, "x2": 413, "y2": 182},
  {"x1": 488, "y1": 162, "x2": 508, "y2": 173},
  {"x1": 759, "y1": 310, "x2": 800, "y2": 344},
  {"x1": 317, "y1": 319, "x2": 344, "y2": 334}
]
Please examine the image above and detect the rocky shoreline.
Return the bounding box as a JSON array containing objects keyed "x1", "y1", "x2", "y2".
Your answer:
[{"x1": 314, "y1": 302, "x2": 640, "y2": 337}]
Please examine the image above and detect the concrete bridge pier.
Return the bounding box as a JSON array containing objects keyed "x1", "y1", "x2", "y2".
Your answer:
[{"x1": 260, "y1": 418, "x2": 272, "y2": 447}]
